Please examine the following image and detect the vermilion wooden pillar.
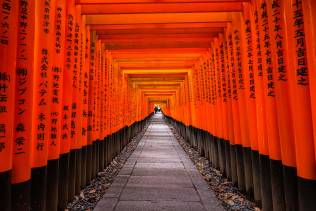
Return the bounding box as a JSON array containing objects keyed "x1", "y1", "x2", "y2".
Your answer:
[
  {"x1": 31, "y1": 1, "x2": 56, "y2": 210},
  {"x1": 284, "y1": 0, "x2": 316, "y2": 210},
  {"x1": 11, "y1": 1, "x2": 34, "y2": 210},
  {"x1": 47, "y1": 0, "x2": 66, "y2": 210},
  {"x1": 0, "y1": 1, "x2": 17, "y2": 211}
]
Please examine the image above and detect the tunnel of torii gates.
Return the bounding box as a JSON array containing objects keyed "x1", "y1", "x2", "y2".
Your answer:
[{"x1": 1, "y1": 0, "x2": 316, "y2": 211}]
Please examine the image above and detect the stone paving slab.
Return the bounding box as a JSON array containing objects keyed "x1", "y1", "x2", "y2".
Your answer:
[
  {"x1": 94, "y1": 113, "x2": 225, "y2": 211},
  {"x1": 114, "y1": 201, "x2": 206, "y2": 211}
]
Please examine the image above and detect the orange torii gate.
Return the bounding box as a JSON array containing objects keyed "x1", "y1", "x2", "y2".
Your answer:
[{"x1": 0, "y1": 1, "x2": 316, "y2": 211}]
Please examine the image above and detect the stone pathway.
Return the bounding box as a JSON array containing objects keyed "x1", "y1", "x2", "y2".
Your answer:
[{"x1": 94, "y1": 113, "x2": 224, "y2": 211}]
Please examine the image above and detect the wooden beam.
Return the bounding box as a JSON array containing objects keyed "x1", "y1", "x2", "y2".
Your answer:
[
  {"x1": 104, "y1": 40, "x2": 212, "y2": 49},
  {"x1": 86, "y1": 12, "x2": 233, "y2": 25},
  {"x1": 111, "y1": 48, "x2": 206, "y2": 58},
  {"x1": 81, "y1": 2, "x2": 243, "y2": 14},
  {"x1": 77, "y1": 0, "x2": 248, "y2": 4},
  {"x1": 98, "y1": 33, "x2": 217, "y2": 40},
  {"x1": 123, "y1": 69, "x2": 189, "y2": 74},
  {"x1": 90, "y1": 22, "x2": 227, "y2": 30}
]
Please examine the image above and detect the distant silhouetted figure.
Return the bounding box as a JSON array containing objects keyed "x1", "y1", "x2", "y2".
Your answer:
[{"x1": 154, "y1": 106, "x2": 158, "y2": 113}]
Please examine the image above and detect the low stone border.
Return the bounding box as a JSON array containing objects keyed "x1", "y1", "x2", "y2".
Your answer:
[
  {"x1": 66, "y1": 122, "x2": 151, "y2": 211},
  {"x1": 169, "y1": 125, "x2": 260, "y2": 211}
]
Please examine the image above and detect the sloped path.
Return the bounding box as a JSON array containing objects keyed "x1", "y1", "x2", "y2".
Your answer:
[{"x1": 94, "y1": 113, "x2": 224, "y2": 211}]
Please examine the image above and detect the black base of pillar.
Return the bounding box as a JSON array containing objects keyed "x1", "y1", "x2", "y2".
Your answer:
[
  {"x1": 251, "y1": 150, "x2": 261, "y2": 206},
  {"x1": 243, "y1": 147, "x2": 253, "y2": 198},
  {"x1": 47, "y1": 159, "x2": 59, "y2": 211},
  {"x1": 224, "y1": 140, "x2": 231, "y2": 180},
  {"x1": 218, "y1": 138, "x2": 226, "y2": 176},
  {"x1": 99, "y1": 141, "x2": 104, "y2": 171},
  {"x1": 235, "y1": 144, "x2": 245, "y2": 192},
  {"x1": 58, "y1": 153, "x2": 69, "y2": 211},
  {"x1": 0, "y1": 170, "x2": 11, "y2": 211},
  {"x1": 75, "y1": 148, "x2": 82, "y2": 195},
  {"x1": 259, "y1": 154, "x2": 273, "y2": 211},
  {"x1": 86, "y1": 144, "x2": 92, "y2": 184},
  {"x1": 68, "y1": 149, "x2": 76, "y2": 201},
  {"x1": 297, "y1": 176, "x2": 316, "y2": 211},
  {"x1": 95, "y1": 140, "x2": 100, "y2": 174},
  {"x1": 283, "y1": 165, "x2": 298, "y2": 211},
  {"x1": 81, "y1": 145, "x2": 87, "y2": 188},
  {"x1": 12, "y1": 180, "x2": 31, "y2": 211},
  {"x1": 230, "y1": 145, "x2": 238, "y2": 186},
  {"x1": 31, "y1": 166, "x2": 47, "y2": 211},
  {"x1": 270, "y1": 159, "x2": 285, "y2": 211}
]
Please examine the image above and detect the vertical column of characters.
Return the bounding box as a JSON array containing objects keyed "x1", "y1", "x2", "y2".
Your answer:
[
  {"x1": 249, "y1": 5, "x2": 272, "y2": 208},
  {"x1": 224, "y1": 27, "x2": 237, "y2": 184},
  {"x1": 114, "y1": 62, "x2": 120, "y2": 130},
  {"x1": 257, "y1": 0, "x2": 282, "y2": 161},
  {"x1": 219, "y1": 35, "x2": 231, "y2": 179},
  {"x1": 187, "y1": 70, "x2": 195, "y2": 127},
  {"x1": 32, "y1": 0, "x2": 56, "y2": 210},
  {"x1": 73, "y1": 7, "x2": 83, "y2": 193},
  {"x1": 79, "y1": 18, "x2": 88, "y2": 187},
  {"x1": 114, "y1": 62, "x2": 118, "y2": 129},
  {"x1": 184, "y1": 75, "x2": 190, "y2": 126},
  {"x1": 284, "y1": 0, "x2": 316, "y2": 209},
  {"x1": 197, "y1": 64, "x2": 203, "y2": 129},
  {"x1": 191, "y1": 68, "x2": 197, "y2": 129},
  {"x1": 303, "y1": 0, "x2": 316, "y2": 165},
  {"x1": 93, "y1": 39, "x2": 100, "y2": 173},
  {"x1": 257, "y1": 1, "x2": 286, "y2": 210},
  {"x1": 302, "y1": 0, "x2": 316, "y2": 167},
  {"x1": 96, "y1": 40, "x2": 102, "y2": 141},
  {"x1": 87, "y1": 30, "x2": 96, "y2": 182},
  {"x1": 219, "y1": 36, "x2": 229, "y2": 142},
  {"x1": 250, "y1": 0, "x2": 269, "y2": 160},
  {"x1": 58, "y1": 0, "x2": 72, "y2": 208},
  {"x1": 247, "y1": 2, "x2": 266, "y2": 205},
  {"x1": 202, "y1": 59, "x2": 208, "y2": 131},
  {"x1": 213, "y1": 40, "x2": 221, "y2": 170},
  {"x1": 97, "y1": 43, "x2": 103, "y2": 142},
  {"x1": 223, "y1": 34, "x2": 235, "y2": 147},
  {"x1": 193, "y1": 65, "x2": 199, "y2": 129},
  {"x1": 198, "y1": 62, "x2": 204, "y2": 130},
  {"x1": 65, "y1": 0, "x2": 76, "y2": 201},
  {"x1": 105, "y1": 54, "x2": 110, "y2": 137},
  {"x1": 242, "y1": 2, "x2": 259, "y2": 158},
  {"x1": 209, "y1": 47, "x2": 217, "y2": 139},
  {"x1": 202, "y1": 55, "x2": 210, "y2": 131},
  {"x1": 10, "y1": 1, "x2": 33, "y2": 211},
  {"x1": 75, "y1": 5, "x2": 84, "y2": 194},
  {"x1": 213, "y1": 38, "x2": 226, "y2": 175},
  {"x1": 240, "y1": 2, "x2": 257, "y2": 199},
  {"x1": 82, "y1": 23, "x2": 90, "y2": 185},
  {"x1": 107, "y1": 57, "x2": 112, "y2": 134},
  {"x1": 266, "y1": 0, "x2": 298, "y2": 210},
  {"x1": 103, "y1": 51, "x2": 108, "y2": 139},
  {"x1": 226, "y1": 24, "x2": 241, "y2": 187},
  {"x1": 231, "y1": 18, "x2": 247, "y2": 192},
  {"x1": 98, "y1": 47, "x2": 105, "y2": 171},
  {"x1": 118, "y1": 64, "x2": 124, "y2": 130},
  {"x1": 210, "y1": 45, "x2": 219, "y2": 172},
  {"x1": 47, "y1": 0, "x2": 66, "y2": 210},
  {"x1": 104, "y1": 49, "x2": 109, "y2": 169},
  {"x1": 195, "y1": 65, "x2": 200, "y2": 129},
  {"x1": 101, "y1": 49, "x2": 108, "y2": 168},
  {"x1": 219, "y1": 34, "x2": 229, "y2": 143}
]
